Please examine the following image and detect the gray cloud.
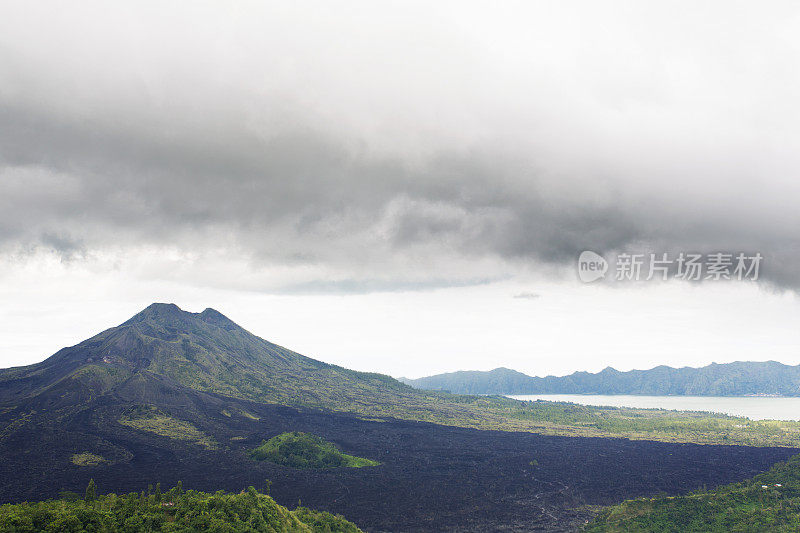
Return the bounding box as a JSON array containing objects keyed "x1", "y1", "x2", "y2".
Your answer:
[{"x1": 1, "y1": 1, "x2": 799, "y2": 292}]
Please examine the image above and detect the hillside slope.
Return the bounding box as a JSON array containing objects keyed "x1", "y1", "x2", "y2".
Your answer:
[
  {"x1": 405, "y1": 362, "x2": 800, "y2": 396},
  {"x1": 586, "y1": 453, "x2": 800, "y2": 532},
  {"x1": 0, "y1": 303, "x2": 495, "y2": 427}
]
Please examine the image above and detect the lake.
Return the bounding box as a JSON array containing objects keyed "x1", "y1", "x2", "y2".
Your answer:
[{"x1": 508, "y1": 394, "x2": 800, "y2": 421}]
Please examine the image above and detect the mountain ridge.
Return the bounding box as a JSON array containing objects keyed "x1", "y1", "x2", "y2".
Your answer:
[{"x1": 403, "y1": 361, "x2": 800, "y2": 396}]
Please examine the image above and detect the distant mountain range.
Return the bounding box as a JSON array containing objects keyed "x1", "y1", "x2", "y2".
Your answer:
[{"x1": 400, "y1": 361, "x2": 800, "y2": 396}]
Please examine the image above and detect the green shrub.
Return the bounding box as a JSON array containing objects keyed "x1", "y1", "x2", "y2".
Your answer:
[{"x1": 250, "y1": 432, "x2": 380, "y2": 469}]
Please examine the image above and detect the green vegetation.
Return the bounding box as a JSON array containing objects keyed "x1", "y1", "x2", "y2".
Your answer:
[
  {"x1": 490, "y1": 398, "x2": 800, "y2": 447},
  {"x1": 118, "y1": 405, "x2": 218, "y2": 449},
  {"x1": 316, "y1": 392, "x2": 800, "y2": 447},
  {"x1": 292, "y1": 506, "x2": 362, "y2": 532},
  {"x1": 0, "y1": 482, "x2": 361, "y2": 532},
  {"x1": 222, "y1": 407, "x2": 260, "y2": 420},
  {"x1": 71, "y1": 453, "x2": 107, "y2": 467},
  {"x1": 70, "y1": 365, "x2": 133, "y2": 395},
  {"x1": 250, "y1": 432, "x2": 380, "y2": 469},
  {"x1": 586, "y1": 453, "x2": 800, "y2": 532},
  {"x1": 85, "y1": 479, "x2": 97, "y2": 502}
]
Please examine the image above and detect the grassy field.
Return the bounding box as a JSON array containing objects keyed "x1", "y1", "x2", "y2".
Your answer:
[{"x1": 586, "y1": 453, "x2": 800, "y2": 532}]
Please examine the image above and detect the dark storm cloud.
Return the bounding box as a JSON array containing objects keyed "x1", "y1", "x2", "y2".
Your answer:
[
  {"x1": 1, "y1": 1, "x2": 799, "y2": 292},
  {"x1": 0, "y1": 101, "x2": 645, "y2": 273}
]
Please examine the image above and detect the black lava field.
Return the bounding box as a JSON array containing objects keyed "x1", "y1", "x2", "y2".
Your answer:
[{"x1": 1, "y1": 392, "x2": 795, "y2": 532}]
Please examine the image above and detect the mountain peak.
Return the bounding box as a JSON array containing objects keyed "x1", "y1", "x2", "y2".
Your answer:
[
  {"x1": 138, "y1": 302, "x2": 183, "y2": 315},
  {"x1": 124, "y1": 302, "x2": 188, "y2": 325},
  {"x1": 121, "y1": 303, "x2": 243, "y2": 333},
  {"x1": 199, "y1": 307, "x2": 238, "y2": 330}
]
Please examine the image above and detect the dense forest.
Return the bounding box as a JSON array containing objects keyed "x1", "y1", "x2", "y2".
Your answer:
[
  {"x1": 0, "y1": 481, "x2": 361, "y2": 532},
  {"x1": 404, "y1": 361, "x2": 800, "y2": 396}
]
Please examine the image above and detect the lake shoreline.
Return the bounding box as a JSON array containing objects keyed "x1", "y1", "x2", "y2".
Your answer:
[{"x1": 508, "y1": 394, "x2": 800, "y2": 421}]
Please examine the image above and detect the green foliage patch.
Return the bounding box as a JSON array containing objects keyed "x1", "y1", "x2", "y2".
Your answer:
[
  {"x1": 250, "y1": 432, "x2": 380, "y2": 469},
  {"x1": 0, "y1": 482, "x2": 361, "y2": 532},
  {"x1": 0, "y1": 483, "x2": 361, "y2": 533},
  {"x1": 118, "y1": 405, "x2": 218, "y2": 449},
  {"x1": 71, "y1": 453, "x2": 107, "y2": 467}
]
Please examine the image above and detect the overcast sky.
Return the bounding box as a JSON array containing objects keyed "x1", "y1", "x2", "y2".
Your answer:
[{"x1": 2, "y1": 1, "x2": 800, "y2": 378}]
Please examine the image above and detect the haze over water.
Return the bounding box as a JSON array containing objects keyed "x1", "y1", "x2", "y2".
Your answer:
[{"x1": 509, "y1": 395, "x2": 800, "y2": 421}]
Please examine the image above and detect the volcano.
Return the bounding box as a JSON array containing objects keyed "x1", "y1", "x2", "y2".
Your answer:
[{"x1": 0, "y1": 303, "x2": 415, "y2": 410}]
